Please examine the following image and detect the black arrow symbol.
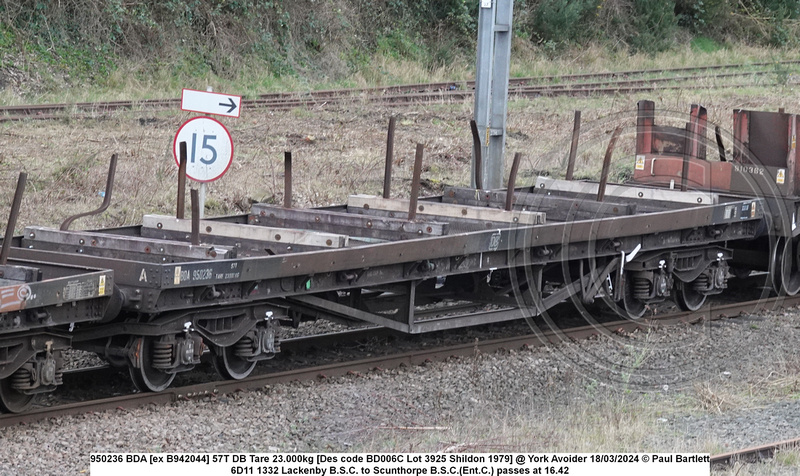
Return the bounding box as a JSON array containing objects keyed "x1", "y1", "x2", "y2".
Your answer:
[{"x1": 219, "y1": 97, "x2": 237, "y2": 114}]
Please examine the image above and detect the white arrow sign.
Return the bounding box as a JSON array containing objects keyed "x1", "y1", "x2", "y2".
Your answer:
[{"x1": 181, "y1": 89, "x2": 242, "y2": 118}]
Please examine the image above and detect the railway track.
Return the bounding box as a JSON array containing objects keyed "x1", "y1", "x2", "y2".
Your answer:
[
  {"x1": 0, "y1": 61, "x2": 795, "y2": 122},
  {"x1": 2, "y1": 293, "x2": 796, "y2": 428},
  {"x1": 711, "y1": 437, "x2": 800, "y2": 467}
]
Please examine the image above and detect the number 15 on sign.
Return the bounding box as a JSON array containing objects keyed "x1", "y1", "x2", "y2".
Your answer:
[{"x1": 173, "y1": 116, "x2": 234, "y2": 183}]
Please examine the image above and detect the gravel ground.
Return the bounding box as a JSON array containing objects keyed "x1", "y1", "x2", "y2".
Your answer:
[{"x1": 2, "y1": 303, "x2": 800, "y2": 475}]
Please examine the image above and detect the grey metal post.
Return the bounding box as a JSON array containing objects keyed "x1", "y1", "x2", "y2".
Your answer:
[{"x1": 472, "y1": 0, "x2": 514, "y2": 190}]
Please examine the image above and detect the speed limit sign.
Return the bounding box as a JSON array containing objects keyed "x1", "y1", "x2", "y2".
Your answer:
[{"x1": 173, "y1": 116, "x2": 234, "y2": 182}]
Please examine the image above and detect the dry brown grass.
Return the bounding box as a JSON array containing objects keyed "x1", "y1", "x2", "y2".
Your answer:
[{"x1": 2, "y1": 72, "x2": 800, "y2": 233}]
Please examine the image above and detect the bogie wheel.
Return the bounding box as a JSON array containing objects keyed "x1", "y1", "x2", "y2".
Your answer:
[
  {"x1": 212, "y1": 342, "x2": 257, "y2": 380},
  {"x1": 777, "y1": 237, "x2": 800, "y2": 296},
  {"x1": 128, "y1": 336, "x2": 175, "y2": 392},
  {"x1": 621, "y1": 273, "x2": 646, "y2": 319},
  {"x1": 675, "y1": 280, "x2": 707, "y2": 312},
  {"x1": 0, "y1": 377, "x2": 34, "y2": 413}
]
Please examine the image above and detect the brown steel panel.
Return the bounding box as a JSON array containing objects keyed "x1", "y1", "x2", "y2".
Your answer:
[
  {"x1": 729, "y1": 164, "x2": 791, "y2": 197},
  {"x1": 651, "y1": 125, "x2": 686, "y2": 156},
  {"x1": 732, "y1": 109, "x2": 748, "y2": 163},
  {"x1": 689, "y1": 105, "x2": 699, "y2": 160},
  {"x1": 688, "y1": 104, "x2": 708, "y2": 160},
  {"x1": 745, "y1": 110, "x2": 790, "y2": 168},
  {"x1": 636, "y1": 100, "x2": 654, "y2": 155},
  {"x1": 697, "y1": 105, "x2": 708, "y2": 160},
  {"x1": 632, "y1": 155, "x2": 732, "y2": 191}
]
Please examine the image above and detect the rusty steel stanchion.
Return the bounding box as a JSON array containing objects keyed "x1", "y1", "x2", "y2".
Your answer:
[
  {"x1": 597, "y1": 126, "x2": 622, "y2": 202},
  {"x1": 383, "y1": 116, "x2": 396, "y2": 199},
  {"x1": 190, "y1": 188, "x2": 200, "y2": 246},
  {"x1": 408, "y1": 143, "x2": 424, "y2": 221},
  {"x1": 505, "y1": 152, "x2": 522, "y2": 211},
  {"x1": 177, "y1": 142, "x2": 187, "y2": 219},
  {"x1": 470, "y1": 119, "x2": 483, "y2": 189},
  {"x1": 284, "y1": 151, "x2": 293, "y2": 209},
  {"x1": 0, "y1": 172, "x2": 27, "y2": 265},
  {"x1": 60, "y1": 154, "x2": 118, "y2": 231},
  {"x1": 681, "y1": 122, "x2": 692, "y2": 192},
  {"x1": 565, "y1": 110, "x2": 581, "y2": 180},
  {"x1": 715, "y1": 125, "x2": 727, "y2": 162}
]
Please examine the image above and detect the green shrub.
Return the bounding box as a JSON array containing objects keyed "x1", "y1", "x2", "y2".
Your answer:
[
  {"x1": 628, "y1": 0, "x2": 678, "y2": 54},
  {"x1": 675, "y1": 0, "x2": 729, "y2": 33},
  {"x1": 530, "y1": 0, "x2": 598, "y2": 46}
]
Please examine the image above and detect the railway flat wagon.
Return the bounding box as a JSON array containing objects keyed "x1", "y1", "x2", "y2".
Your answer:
[
  {"x1": 2, "y1": 98, "x2": 795, "y2": 409},
  {"x1": 6, "y1": 170, "x2": 766, "y2": 397}
]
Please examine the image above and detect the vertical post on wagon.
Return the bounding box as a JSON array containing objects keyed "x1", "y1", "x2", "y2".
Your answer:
[{"x1": 472, "y1": 0, "x2": 514, "y2": 190}]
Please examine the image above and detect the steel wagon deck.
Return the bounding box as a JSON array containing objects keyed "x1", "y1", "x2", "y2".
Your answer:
[{"x1": 9, "y1": 178, "x2": 763, "y2": 345}]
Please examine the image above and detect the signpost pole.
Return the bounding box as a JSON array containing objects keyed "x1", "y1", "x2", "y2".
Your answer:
[{"x1": 472, "y1": 0, "x2": 514, "y2": 190}]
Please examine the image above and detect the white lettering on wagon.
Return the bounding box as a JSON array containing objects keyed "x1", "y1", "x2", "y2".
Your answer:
[
  {"x1": 733, "y1": 164, "x2": 765, "y2": 175},
  {"x1": 192, "y1": 268, "x2": 213, "y2": 281},
  {"x1": 488, "y1": 230, "x2": 502, "y2": 251}
]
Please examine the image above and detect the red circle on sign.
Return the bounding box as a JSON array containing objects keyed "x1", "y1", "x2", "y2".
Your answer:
[{"x1": 173, "y1": 116, "x2": 234, "y2": 183}]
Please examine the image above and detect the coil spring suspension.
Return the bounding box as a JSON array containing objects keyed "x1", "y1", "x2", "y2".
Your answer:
[
  {"x1": 152, "y1": 341, "x2": 173, "y2": 368},
  {"x1": 693, "y1": 274, "x2": 710, "y2": 292},
  {"x1": 10, "y1": 368, "x2": 32, "y2": 390},
  {"x1": 632, "y1": 277, "x2": 651, "y2": 300},
  {"x1": 234, "y1": 337, "x2": 254, "y2": 358}
]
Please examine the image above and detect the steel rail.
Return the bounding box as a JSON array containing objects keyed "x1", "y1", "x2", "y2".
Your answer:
[
  {"x1": 0, "y1": 80, "x2": 766, "y2": 123},
  {"x1": 0, "y1": 62, "x2": 794, "y2": 122},
  {"x1": 2, "y1": 293, "x2": 798, "y2": 427},
  {"x1": 254, "y1": 60, "x2": 797, "y2": 100},
  {"x1": 711, "y1": 437, "x2": 800, "y2": 466}
]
